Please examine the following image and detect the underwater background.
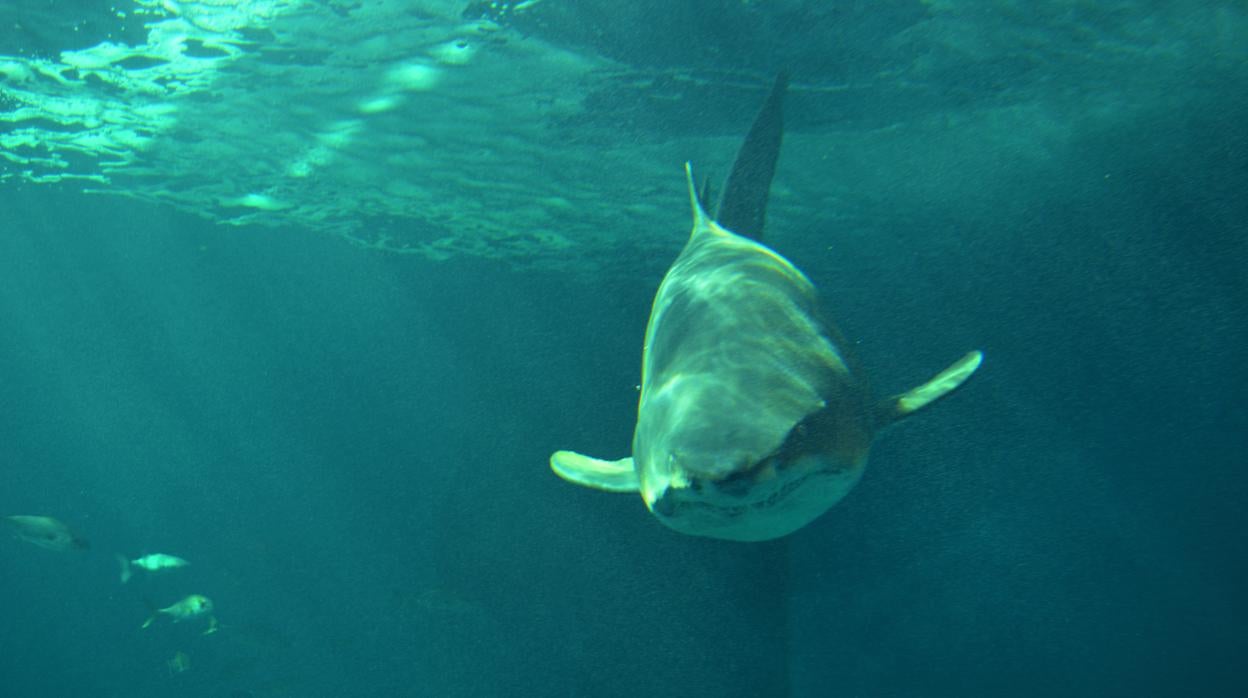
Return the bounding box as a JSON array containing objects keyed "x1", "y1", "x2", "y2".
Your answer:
[{"x1": 1, "y1": 1, "x2": 1244, "y2": 696}]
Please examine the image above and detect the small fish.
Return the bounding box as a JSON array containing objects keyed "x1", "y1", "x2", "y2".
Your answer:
[
  {"x1": 166, "y1": 650, "x2": 191, "y2": 675},
  {"x1": 143, "y1": 594, "x2": 217, "y2": 634},
  {"x1": 117, "y1": 553, "x2": 190, "y2": 583},
  {"x1": 3, "y1": 515, "x2": 89, "y2": 552}
]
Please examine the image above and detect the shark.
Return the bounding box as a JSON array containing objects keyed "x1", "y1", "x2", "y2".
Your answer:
[
  {"x1": 4, "y1": 514, "x2": 90, "y2": 552},
  {"x1": 550, "y1": 74, "x2": 982, "y2": 541}
]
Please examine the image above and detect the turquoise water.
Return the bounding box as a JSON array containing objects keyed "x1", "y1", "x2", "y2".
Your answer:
[{"x1": 2, "y1": 2, "x2": 1245, "y2": 696}]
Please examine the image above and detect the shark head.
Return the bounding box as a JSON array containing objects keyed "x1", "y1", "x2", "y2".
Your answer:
[{"x1": 631, "y1": 325, "x2": 875, "y2": 542}]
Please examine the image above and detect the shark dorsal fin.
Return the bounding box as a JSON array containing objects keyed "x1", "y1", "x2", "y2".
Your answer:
[
  {"x1": 715, "y1": 71, "x2": 789, "y2": 242},
  {"x1": 685, "y1": 162, "x2": 714, "y2": 235}
]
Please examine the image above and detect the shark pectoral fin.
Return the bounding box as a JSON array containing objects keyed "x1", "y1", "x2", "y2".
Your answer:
[
  {"x1": 880, "y1": 350, "x2": 984, "y2": 426},
  {"x1": 550, "y1": 451, "x2": 639, "y2": 493}
]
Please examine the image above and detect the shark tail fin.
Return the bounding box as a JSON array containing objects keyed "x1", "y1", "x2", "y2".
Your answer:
[
  {"x1": 550, "y1": 451, "x2": 639, "y2": 493},
  {"x1": 117, "y1": 554, "x2": 132, "y2": 584},
  {"x1": 875, "y1": 351, "x2": 983, "y2": 428}
]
